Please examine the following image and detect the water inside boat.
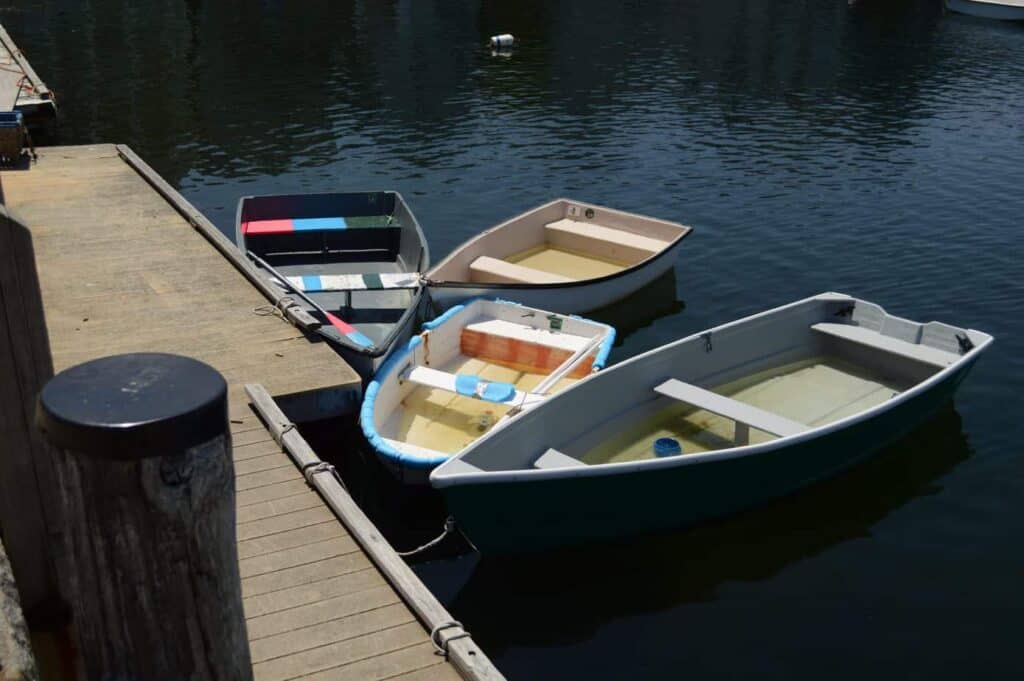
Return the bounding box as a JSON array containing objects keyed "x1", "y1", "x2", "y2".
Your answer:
[
  {"x1": 582, "y1": 356, "x2": 912, "y2": 464},
  {"x1": 505, "y1": 244, "x2": 629, "y2": 279},
  {"x1": 385, "y1": 353, "x2": 582, "y2": 455}
]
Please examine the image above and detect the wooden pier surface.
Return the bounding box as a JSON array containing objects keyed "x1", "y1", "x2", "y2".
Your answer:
[{"x1": 0, "y1": 144, "x2": 462, "y2": 680}]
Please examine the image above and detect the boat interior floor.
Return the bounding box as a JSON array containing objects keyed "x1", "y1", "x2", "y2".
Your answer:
[
  {"x1": 385, "y1": 353, "x2": 580, "y2": 455},
  {"x1": 505, "y1": 244, "x2": 628, "y2": 280},
  {"x1": 581, "y1": 356, "x2": 912, "y2": 465}
]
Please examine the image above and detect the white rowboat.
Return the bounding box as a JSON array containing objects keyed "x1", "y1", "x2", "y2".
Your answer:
[
  {"x1": 430, "y1": 293, "x2": 992, "y2": 553},
  {"x1": 424, "y1": 199, "x2": 692, "y2": 313},
  {"x1": 361, "y1": 298, "x2": 616, "y2": 484}
]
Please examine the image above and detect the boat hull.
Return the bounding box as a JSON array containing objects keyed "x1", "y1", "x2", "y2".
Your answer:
[
  {"x1": 426, "y1": 237, "x2": 684, "y2": 314},
  {"x1": 438, "y1": 358, "x2": 978, "y2": 554},
  {"x1": 946, "y1": 0, "x2": 1024, "y2": 20}
]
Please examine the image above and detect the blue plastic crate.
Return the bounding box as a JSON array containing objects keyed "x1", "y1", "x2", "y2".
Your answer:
[{"x1": 0, "y1": 110, "x2": 25, "y2": 162}]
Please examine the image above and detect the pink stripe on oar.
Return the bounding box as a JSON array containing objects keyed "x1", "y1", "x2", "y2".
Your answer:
[
  {"x1": 325, "y1": 311, "x2": 374, "y2": 348},
  {"x1": 243, "y1": 219, "x2": 295, "y2": 235},
  {"x1": 325, "y1": 311, "x2": 356, "y2": 334}
]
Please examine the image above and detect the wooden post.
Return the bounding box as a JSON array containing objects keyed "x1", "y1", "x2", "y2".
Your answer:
[
  {"x1": 0, "y1": 537, "x2": 39, "y2": 681},
  {"x1": 0, "y1": 201, "x2": 62, "y2": 622},
  {"x1": 36, "y1": 353, "x2": 252, "y2": 680}
]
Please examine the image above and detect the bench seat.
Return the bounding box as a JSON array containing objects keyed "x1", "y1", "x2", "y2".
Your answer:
[
  {"x1": 811, "y1": 323, "x2": 959, "y2": 368},
  {"x1": 468, "y1": 256, "x2": 572, "y2": 284},
  {"x1": 285, "y1": 272, "x2": 420, "y2": 292},
  {"x1": 533, "y1": 448, "x2": 587, "y2": 469},
  {"x1": 655, "y1": 378, "x2": 809, "y2": 444},
  {"x1": 544, "y1": 218, "x2": 671, "y2": 264},
  {"x1": 402, "y1": 365, "x2": 546, "y2": 407}
]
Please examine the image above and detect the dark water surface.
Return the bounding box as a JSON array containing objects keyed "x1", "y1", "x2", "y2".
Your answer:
[{"x1": 7, "y1": 0, "x2": 1022, "y2": 677}]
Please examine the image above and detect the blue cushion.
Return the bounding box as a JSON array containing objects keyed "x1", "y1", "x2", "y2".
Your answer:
[{"x1": 454, "y1": 374, "x2": 516, "y2": 403}]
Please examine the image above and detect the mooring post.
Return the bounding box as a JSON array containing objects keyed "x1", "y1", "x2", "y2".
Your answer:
[{"x1": 35, "y1": 353, "x2": 252, "y2": 680}]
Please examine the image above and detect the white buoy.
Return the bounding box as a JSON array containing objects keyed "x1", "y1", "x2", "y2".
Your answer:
[{"x1": 489, "y1": 33, "x2": 515, "y2": 49}]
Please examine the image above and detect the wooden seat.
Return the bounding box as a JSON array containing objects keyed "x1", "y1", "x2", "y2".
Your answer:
[
  {"x1": 654, "y1": 378, "x2": 809, "y2": 445},
  {"x1": 811, "y1": 323, "x2": 959, "y2": 368},
  {"x1": 544, "y1": 218, "x2": 671, "y2": 264},
  {"x1": 468, "y1": 256, "x2": 572, "y2": 284}
]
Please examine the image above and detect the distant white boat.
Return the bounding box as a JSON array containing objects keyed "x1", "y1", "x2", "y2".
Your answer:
[{"x1": 946, "y1": 0, "x2": 1024, "y2": 20}]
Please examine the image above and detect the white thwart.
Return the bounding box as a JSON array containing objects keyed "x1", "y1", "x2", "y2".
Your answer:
[
  {"x1": 533, "y1": 448, "x2": 586, "y2": 469},
  {"x1": 812, "y1": 323, "x2": 959, "y2": 367},
  {"x1": 463, "y1": 318, "x2": 593, "y2": 353},
  {"x1": 402, "y1": 365, "x2": 546, "y2": 407},
  {"x1": 655, "y1": 378, "x2": 809, "y2": 438},
  {"x1": 545, "y1": 218, "x2": 671, "y2": 255},
  {"x1": 468, "y1": 256, "x2": 572, "y2": 284},
  {"x1": 285, "y1": 272, "x2": 419, "y2": 292}
]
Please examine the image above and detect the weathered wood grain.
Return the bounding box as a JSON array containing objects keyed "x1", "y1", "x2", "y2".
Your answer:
[
  {"x1": 246, "y1": 385, "x2": 505, "y2": 681},
  {"x1": 0, "y1": 537, "x2": 39, "y2": 681},
  {"x1": 0, "y1": 145, "x2": 468, "y2": 681},
  {"x1": 0, "y1": 202, "x2": 60, "y2": 618},
  {"x1": 46, "y1": 428, "x2": 250, "y2": 679}
]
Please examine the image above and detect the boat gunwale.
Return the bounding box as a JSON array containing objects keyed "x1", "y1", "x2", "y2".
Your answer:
[
  {"x1": 423, "y1": 198, "x2": 694, "y2": 291},
  {"x1": 234, "y1": 190, "x2": 430, "y2": 359},
  {"x1": 429, "y1": 292, "x2": 993, "y2": 487}
]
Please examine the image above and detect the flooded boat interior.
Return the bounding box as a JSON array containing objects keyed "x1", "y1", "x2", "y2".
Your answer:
[
  {"x1": 380, "y1": 315, "x2": 603, "y2": 456},
  {"x1": 578, "y1": 355, "x2": 914, "y2": 464},
  {"x1": 436, "y1": 296, "x2": 974, "y2": 477},
  {"x1": 427, "y1": 199, "x2": 690, "y2": 285},
  {"x1": 564, "y1": 321, "x2": 954, "y2": 466}
]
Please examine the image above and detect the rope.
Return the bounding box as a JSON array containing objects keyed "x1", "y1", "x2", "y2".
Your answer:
[
  {"x1": 396, "y1": 516, "x2": 457, "y2": 558},
  {"x1": 253, "y1": 296, "x2": 298, "y2": 322},
  {"x1": 300, "y1": 460, "x2": 346, "y2": 490},
  {"x1": 429, "y1": 620, "x2": 471, "y2": 658}
]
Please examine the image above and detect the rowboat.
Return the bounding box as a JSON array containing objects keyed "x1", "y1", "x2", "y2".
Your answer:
[
  {"x1": 430, "y1": 293, "x2": 992, "y2": 553},
  {"x1": 360, "y1": 298, "x2": 616, "y2": 484},
  {"x1": 423, "y1": 199, "x2": 692, "y2": 313},
  {"x1": 946, "y1": 0, "x2": 1024, "y2": 20},
  {"x1": 236, "y1": 191, "x2": 429, "y2": 379}
]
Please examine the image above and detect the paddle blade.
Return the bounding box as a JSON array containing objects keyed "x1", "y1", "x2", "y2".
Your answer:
[{"x1": 324, "y1": 311, "x2": 374, "y2": 348}]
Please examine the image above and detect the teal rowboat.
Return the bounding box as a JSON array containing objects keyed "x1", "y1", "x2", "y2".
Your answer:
[{"x1": 429, "y1": 293, "x2": 992, "y2": 553}]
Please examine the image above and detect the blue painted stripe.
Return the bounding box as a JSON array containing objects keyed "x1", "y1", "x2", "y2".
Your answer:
[
  {"x1": 345, "y1": 330, "x2": 375, "y2": 347},
  {"x1": 293, "y1": 216, "x2": 348, "y2": 231},
  {"x1": 301, "y1": 275, "x2": 322, "y2": 292}
]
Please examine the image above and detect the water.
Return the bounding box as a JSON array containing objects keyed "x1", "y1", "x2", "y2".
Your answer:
[{"x1": 7, "y1": 0, "x2": 1022, "y2": 677}]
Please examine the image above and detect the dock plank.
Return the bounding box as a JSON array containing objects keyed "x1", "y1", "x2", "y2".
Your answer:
[
  {"x1": 247, "y1": 585, "x2": 401, "y2": 641},
  {"x1": 0, "y1": 145, "x2": 468, "y2": 681},
  {"x1": 252, "y1": 621, "x2": 427, "y2": 681},
  {"x1": 238, "y1": 537, "x2": 362, "y2": 580},
  {"x1": 242, "y1": 552, "x2": 373, "y2": 599}
]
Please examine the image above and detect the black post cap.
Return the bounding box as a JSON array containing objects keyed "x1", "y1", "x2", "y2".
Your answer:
[{"x1": 36, "y1": 353, "x2": 228, "y2": 459}]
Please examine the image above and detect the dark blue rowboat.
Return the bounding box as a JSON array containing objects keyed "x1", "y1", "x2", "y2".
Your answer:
[{"x1": 236, "y1": 191, "x2": 430, "y2": 379}]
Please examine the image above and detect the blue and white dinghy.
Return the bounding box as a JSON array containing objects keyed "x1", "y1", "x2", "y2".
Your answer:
[
  {"x1": 360, "y1": 299, "x2": 615, "y2": 484},
  {"x1": 430, "y1": 293, "x2": 992, "y2": 553}
]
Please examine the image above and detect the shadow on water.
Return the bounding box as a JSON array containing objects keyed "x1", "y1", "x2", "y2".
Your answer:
[
  {"x1": 584, "y1": 269, "x2": 686, "y2": 346},
  {"x1": 444, "y1": 405, "x2": 973, "y2": 656}
]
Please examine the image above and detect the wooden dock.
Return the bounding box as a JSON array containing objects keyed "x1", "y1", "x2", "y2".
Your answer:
[{"x1": 0, "y1": 144, "x2": 472, "y2": 680}]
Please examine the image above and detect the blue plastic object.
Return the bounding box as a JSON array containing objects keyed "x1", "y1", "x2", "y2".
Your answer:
[
  {"x1": 454, "y1": 374, "x2": 516, "y2": 402},
  {"x1": 0, "y1": 111, "x2": 24, "y2": 127},
  {"x1": 653, "y1": 437, "x2": 682, "y2": 457}
]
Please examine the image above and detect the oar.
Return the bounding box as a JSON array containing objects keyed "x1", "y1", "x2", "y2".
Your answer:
[{"x1": 247, "y1": 251, "x2": 375, "y2": 349}]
